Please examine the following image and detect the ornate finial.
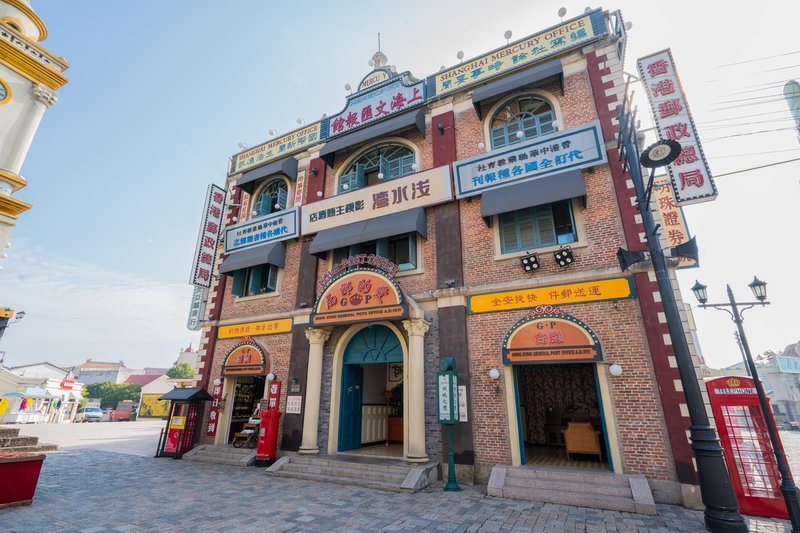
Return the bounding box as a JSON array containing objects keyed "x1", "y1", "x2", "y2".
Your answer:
[{"x1": 371, "y1": 50, "x2": 388, "y2": 68}]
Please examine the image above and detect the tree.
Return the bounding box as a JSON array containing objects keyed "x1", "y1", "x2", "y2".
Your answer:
[
  {"x1": 83, "y1": 382, "x2": 142, "y2": 409},
  {"x1": 166, "y1": 363, "x2": 194, "y2": 379}
]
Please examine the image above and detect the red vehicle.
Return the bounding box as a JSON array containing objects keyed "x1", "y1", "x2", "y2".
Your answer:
[{"x1": 109, "y1": 401, "x2": 135, "y2": 421}]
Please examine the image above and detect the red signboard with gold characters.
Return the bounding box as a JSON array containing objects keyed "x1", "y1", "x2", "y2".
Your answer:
[
  {"x1": 221, "y1": 339, "x2": 270, "y2": 377},
  {"x1": 502, "y1": 306, "x2": 602, "y2": 365},
  {"x1": 310, "y1": 267, "x2": 407, "y2": 326}
]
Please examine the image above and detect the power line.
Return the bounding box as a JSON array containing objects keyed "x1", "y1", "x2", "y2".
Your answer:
[
  {"x1": 702, "y1": 117, "x2": 797, "y2": 130},
  {"x1": 718, "y1": 50, "x2": 800, "y2": 68},
  {"x1": 717, "y1": 93, "x2": 786, "y2": 105},
  {"x1": 712, "y1": 148, "x2": 800, "y2": 159},
  {"x1": 709, "y1": 97, "x2": 790, "y2": 112},
  {"x1": 697, "y1": 109, "x2": 792, "y2": 125},
  {"x1": 705, "y1": 127, "x2": 797, "y2": 142},
  {"x1": 758, "y1": 63, "x2": 800, "y2": 74},
  {"x1": 714, "y1": 157, "x2": 800, "y2": 178}
]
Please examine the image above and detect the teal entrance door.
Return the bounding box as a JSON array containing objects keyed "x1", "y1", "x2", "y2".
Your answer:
[
  {"x1": 338, "y1": 325, "x2": 404, "y2": 452},
  {"x1": 338, "y1": 365, "x2": 363, "y2": 451}
]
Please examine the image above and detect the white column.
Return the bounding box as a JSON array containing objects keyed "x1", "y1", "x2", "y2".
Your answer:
[
  {"x1": 403, "y1": 318, "x2": 430, "y2": 464},
  {"x1": 2, "y1": 85, "x2": 56, "y2": 175},
  {"x1": 299, "y1": 327, "x2": 331, "y2": 455}
]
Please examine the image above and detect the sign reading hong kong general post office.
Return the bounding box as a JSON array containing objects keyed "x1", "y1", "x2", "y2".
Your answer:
[
  {"x1": 310, "y1": 267, "x2": 407, "y2": 326},
  {"x1": 432, "y1": 10, "x2": 606, "y2": 97},
  {"x1": 223, "y1": 207, "x2": 299, "y2": 254},
  {"x1": 301, "y1": 166, "x2": 452, "y2": 235},
  {"x1": 453, "y1": 122, "x2": 606, "y2": 199}
]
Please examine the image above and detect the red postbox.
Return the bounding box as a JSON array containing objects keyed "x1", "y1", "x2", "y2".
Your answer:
[
  {"x1": 255, "y1": 381, "x2": 282, "y2": 467},
  {"x1": 706, "y1": 376, "x2": 789, "y2": 519}
]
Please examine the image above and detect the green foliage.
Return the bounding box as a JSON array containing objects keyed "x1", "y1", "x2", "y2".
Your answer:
[
  {"x1": 83, "y1": 382, "x2": 142, "y2": 409},
  {"x1": 166, "y1": 363, "x2": 194, "y2": 379}
]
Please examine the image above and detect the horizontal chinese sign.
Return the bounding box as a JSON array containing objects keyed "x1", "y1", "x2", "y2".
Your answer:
[
  {"x1": 223, "y1": 207, "x2": 299, "y2": 254},
  {"x1": 452, "y1": 122, "x2": 605, "y2": 198},
  {"x1": 221, "y1": 339, "x2": 270, "y2": 377},
  {"x1": 468, "y1": 277, "x2": 635, "y2": 314},
  {"x1": 230, "y1": 123, "x2": 321, "y2": 175},
  {"x1": 190, "y1": 184, "x2": 226, "y2": 288},
  {"x1": 432, "y1": 10, "x2": 605, "y2": 97},
  {"x1": 310, "y1": 268, "x2": 407, "y2": 326},
  {"x1": 503, "y1": 312, "x2": 603, "y2": 365},
  {"x1": 324, "y1": 76, "x2": 425, "y2": 138},
  {"x1": 653, "y1": 177, "x2": 696, "y2": 268},
  {"x1": 301, "y1": 165, "x2": 452, "y2": 235},
  {"x1": 218, "y1": 318, "x2": 293, "y2": 339},
  {"x1": 638, "y1": 49, "x2": 717, "y2": 205}
]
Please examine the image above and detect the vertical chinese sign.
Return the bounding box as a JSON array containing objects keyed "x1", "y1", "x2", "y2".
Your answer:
[
  {"x1": 206, "y1": 382, "x2": 223, "y2": 437},
  {"x1": 190, "y1": 184, "x2": 226, "y2": 288},
  {"x1": 652, "y1": 176, "x2": 696, "y2": 268},
  {"x1": 638, "y1": 49, "x2": 717, "y2": 205}
]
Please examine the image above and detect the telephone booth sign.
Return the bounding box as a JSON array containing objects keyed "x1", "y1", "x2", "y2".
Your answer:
[{"x1": 706, "y1": 376, "x2": 789, "y2": 519}]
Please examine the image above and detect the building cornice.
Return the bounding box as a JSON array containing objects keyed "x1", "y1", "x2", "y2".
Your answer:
[
  {"x1": 0, "y1": 169, "x2": 27, "y2": 192},
  {"x1": 0, "y1": 192, "x2": 31, "y2": 218},
  {"x1": 0, "y1": 24, "x2": 67, "y2": 90}
]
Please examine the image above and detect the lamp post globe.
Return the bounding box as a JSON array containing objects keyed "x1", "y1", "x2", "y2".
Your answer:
[
  {"x1": 748, "y1": 276, "x2": 767, "y2": 302},
  {"x1": 691, "y1": 280, "x2": 708, "y2": 305}
]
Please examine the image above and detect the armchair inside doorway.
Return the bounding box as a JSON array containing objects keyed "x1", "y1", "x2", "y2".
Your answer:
[{"x1": 562, "y1": 422, "x2": 602, "y2": 461}]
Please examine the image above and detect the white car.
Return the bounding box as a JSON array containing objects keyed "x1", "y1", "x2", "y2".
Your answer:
[{"x1": 74, "y1": 406, "x2": 103, "y2": 423}]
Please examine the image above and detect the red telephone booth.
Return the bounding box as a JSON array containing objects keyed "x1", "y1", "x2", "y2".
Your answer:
[{"x1": 706, "y1": 376, "x2": 789, "y2": 519}]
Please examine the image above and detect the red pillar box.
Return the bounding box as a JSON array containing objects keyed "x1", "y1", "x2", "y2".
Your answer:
[
  {"x1": 0, "y1": 452, "x2": 45, "y2": 508},
  {"x1": 706, "y1": 376, "x2": 789, "y2": 519},
  {"x1": 255, "y1": 381, "x2": 282, "y2": 467}
]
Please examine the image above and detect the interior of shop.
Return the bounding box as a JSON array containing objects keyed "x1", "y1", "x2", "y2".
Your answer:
[
  {"x1": 517, "y1": 363, "x2": 608, "y2": 470},
  {"x1": 227, "y1": 376, "x2": 265, "y2": 443},
  {"x1": 339, "y1": 361, "x2": 404, "y2": 456}
]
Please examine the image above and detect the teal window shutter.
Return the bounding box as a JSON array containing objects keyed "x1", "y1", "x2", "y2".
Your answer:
[
  {"x1": 247, "y1": 264, "x2": 265, "y2": 296},
  {"x1": 275, "y1": 185, "x2": 288, "y2": 211},
  {"x1": 266, "y1": 265, "x2": 278, "y2": 292},
  {"x1": 231, "y1": 270, "x2": 246, "y2": 297}
]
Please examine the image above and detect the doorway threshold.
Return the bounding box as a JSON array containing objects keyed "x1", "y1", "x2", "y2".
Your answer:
[{"x1": 337, "y1": 443, "x2": 404, "y2": 460}]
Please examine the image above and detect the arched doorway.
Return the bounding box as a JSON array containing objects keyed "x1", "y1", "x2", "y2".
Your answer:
[{"x1": 337, "y1": 324, "x2": 405, "y2": 453}]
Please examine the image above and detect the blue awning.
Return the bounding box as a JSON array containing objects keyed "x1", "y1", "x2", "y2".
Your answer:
[
  {"x1": 319, "y1": 109, "x2": 426, "y2": 167},
  {"x1": 236, "y1": 156, "x2": 298, "y2": 194},
  {"x1": 480, "y1": 169, "x2": 586, "y2": 218},
  {"x1": 219, "y1": 241, "x2": 286, "y2": 274}
]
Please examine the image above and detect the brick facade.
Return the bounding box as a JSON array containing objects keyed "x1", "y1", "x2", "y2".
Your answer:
[{"x1": 194, "y1": 9, "x2": 698, "y2": 504}]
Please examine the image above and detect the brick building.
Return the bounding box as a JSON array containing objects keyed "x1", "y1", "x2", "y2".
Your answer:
[{"x1": 192, "y1": 8, "x2": 708, "y2": 508}]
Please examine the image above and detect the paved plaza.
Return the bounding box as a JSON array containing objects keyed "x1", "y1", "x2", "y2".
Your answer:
[{"x1": 1, "y1": 423, "x2": 798, "y2": 531}]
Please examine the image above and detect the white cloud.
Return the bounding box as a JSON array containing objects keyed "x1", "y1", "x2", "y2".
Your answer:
[{"x1": 0, "y1": 240, "x2": 200, "y2": 370}]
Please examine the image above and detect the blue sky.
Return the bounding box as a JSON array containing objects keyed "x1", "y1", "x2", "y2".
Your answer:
[{"x1": 1, "y1": 0, "x2": 799, "y2": 370}]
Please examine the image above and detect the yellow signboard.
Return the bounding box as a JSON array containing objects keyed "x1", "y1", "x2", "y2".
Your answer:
[
  {"x1": 434, "y1": 12, "x2": 601, "y2": 96},
  {"x1": 230, "y1": 123, "x2": 321, "y2": 175},
  {"x1": 0, "y1": 307, "x2": 13, "y2": 319},
  {"x1": 468, "y1": 277, "x2": 635, "y2": 314},
  {"x1": 218, "y1": 318, "x2": 293, "y2": 339},
  {"x1": 653, "y1": 177, "x2": 696, "y2": 268}
]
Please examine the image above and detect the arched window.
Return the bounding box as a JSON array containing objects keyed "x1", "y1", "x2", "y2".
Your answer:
[
  {"x1": 490, "y1": 95, "x2": 556, "y2": 149},
  {"x1": 338, "y1": 144, "x2": 416, "y2": 193},
  {"x1": 252, "y1": 179, "x2": 288, "y2": 218}
]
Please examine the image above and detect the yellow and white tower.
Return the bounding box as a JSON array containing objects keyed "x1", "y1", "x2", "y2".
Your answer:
[{"x1": 0, "y1": 1, "x2": 68, "y2": 259}]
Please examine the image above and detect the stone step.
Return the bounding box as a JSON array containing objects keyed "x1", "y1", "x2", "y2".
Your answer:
[
  {"x1": 501, "y1": 485, "x2": 638, "y2": 513},
  {"x1": 281, "y1": 462, "x2": 407, "y2": 484},
  {"x1": 271, "y1": 469, "x2": 409, "y2": 493},
  {"x1": 506, "y1": 466, "x2": 630, "y2": 486},
  {"x1": 0, "y1": 427, "x2": 21, "y2": 439},
  {"x1": 289, "y1": 455, "x2": 412, "y2": 474},
  {"x1": 184, "y1": 455, "x2": 252, "y2": 467},
  {"x1": 4, "y1": 443, "x2": 58, "y2": 453},
  {"x1": 0, "y1": 436, "x2": 40, "y2": 448},
  {"x1": 190, "y1": 450, "x2": 254, "y2": 459},
  {"x1": 503, "y1": 476, "x2": 633, "y2": 498}
]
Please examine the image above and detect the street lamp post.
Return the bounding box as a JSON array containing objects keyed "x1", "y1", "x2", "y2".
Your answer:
[
  {"x1": 616, "y1": 101, "x2": 746, "y2": 531},
  {"x1": 693, "y1": 278, "x2": 800, "y2": 531}
]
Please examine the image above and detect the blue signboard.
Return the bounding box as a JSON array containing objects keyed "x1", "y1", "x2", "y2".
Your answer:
[
  {"x1": 451, "y1": 121, "x2": 606, "y2": 199},
  {"x1": 223, "y1": 207, "x2": 299, "y2": 254}
]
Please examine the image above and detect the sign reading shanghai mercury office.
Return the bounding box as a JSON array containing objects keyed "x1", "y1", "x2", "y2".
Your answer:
[
  {"x1": 452, "y1": 122, "x2": 606, "y2": 199},
  {"x1": 223, "y1": 207, "x2": 299, "y2": 254},
  {"x1": 432, "y1": 10, "x2": 605, "y2": 97}
]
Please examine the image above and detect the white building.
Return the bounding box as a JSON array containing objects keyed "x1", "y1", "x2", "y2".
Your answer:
[
  {"x1": 0, "y1": 0, "x2": 68, "y2": 256},
  {"x1": 0, "y1": 362, "x2": 83, "y2": 423}
]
